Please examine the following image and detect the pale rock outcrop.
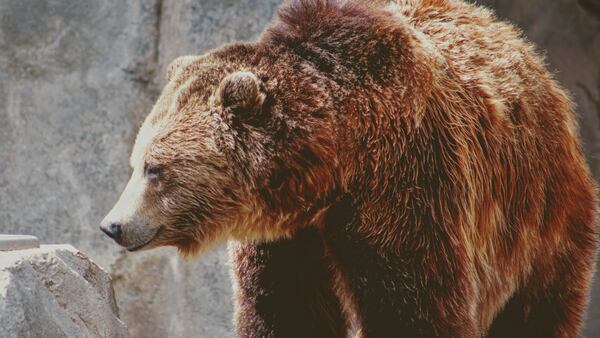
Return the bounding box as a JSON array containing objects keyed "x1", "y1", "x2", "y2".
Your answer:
[{"x1": 0, "y1": 245, "x2": 128, "y2": 338}]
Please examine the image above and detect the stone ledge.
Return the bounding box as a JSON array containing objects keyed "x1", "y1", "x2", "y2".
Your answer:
[
  {"x1": 0, "y1": 244, "x2": 129, "y2": 338},
  {"x1": 0, "y1": 235, "x2": 40, "y2": 251}
]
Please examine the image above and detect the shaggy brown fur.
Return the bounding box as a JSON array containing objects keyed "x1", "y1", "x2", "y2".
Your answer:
[{"x1": 102, "y1": 0, "x2": 598, "y2": 337}]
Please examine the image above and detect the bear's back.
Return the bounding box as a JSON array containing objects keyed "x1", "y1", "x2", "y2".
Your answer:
[{"x1": 393, "y1": 0, "x2": 556, "y2": 116}]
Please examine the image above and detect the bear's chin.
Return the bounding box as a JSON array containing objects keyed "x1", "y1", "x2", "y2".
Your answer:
[
  {"x1": 125, "y1": 241, "x2": 154, "y2": 252},
  {"x1": 119, "y1": 226, "x2": 163, "y2": 252}
]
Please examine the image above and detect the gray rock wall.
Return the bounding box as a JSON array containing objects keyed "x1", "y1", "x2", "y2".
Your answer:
[{"x1": 1, "y1": 0, "x2": 598, "y2": 337}]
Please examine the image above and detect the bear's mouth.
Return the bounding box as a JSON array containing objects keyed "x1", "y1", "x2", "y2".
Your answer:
[{"x1": 123, "y1": 226, "x2": 163, "y2": 252}]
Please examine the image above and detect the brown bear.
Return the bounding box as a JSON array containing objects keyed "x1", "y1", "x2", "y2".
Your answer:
[{"x1": 100, "y1": 0, "x2": 599, "y2": 337}]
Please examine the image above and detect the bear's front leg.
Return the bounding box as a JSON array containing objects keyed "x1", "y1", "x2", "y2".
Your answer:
[
  {"x1": 323, "y1": 196, "x2": 479, "y2": 338},
  {"x1": 230, "y1": 227, "x2": 347, "y2": 338}
]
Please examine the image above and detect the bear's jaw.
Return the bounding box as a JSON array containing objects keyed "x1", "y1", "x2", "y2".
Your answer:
[
  {"x1": 117, "y1": 224, "x2": 162, "y2": 252},
  {"x1": 125, "y1": 242, "x2": 149, "y2": 252},
  {"x1": 125, "y1": 233, "x2": 158, "y2": 251}
]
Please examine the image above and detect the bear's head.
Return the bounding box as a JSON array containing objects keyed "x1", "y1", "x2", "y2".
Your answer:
[
  {"x1": 99, "y1": 0, "x2": 434, "y2": 254},
  {"x1": 100, "y1": 45, "x2": 342, "y2": 255}
]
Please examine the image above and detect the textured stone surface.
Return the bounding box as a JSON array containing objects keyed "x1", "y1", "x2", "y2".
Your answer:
[
  {"x1": 111, "y1": 246, "x2": 234, "y2": 338},
  {"x1": 0, "y1": 235, "x2": 40, "y2": 251},
  {"x1": 0, "y1": 0, "x2": 160, "y2": 268},
  {"x1": 0, "y1": 0, "x2": 598, "y2": 337},
  {"x1": 0, "y1": 245, "x2": 128, "y2": 338}
]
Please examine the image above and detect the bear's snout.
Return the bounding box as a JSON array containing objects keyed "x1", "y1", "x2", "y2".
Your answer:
[
  {"x1": 99, "y1": 218, "x2": 160, "y2": 251},
  {"x1": 99, "y1": 222, "x2": 122, "y2": 240}
]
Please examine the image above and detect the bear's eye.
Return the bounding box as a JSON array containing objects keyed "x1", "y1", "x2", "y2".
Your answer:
[{"x1": 144, "y1": 164, "x2": 162, "y2": 186}]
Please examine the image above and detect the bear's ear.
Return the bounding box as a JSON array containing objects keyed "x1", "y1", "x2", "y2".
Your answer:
[
  {"x1": 166, "y1": 55, "x2": 200, "y2": 82},
  {"x1": 215, "y1": 71, "x2": 266, "y2": 116}
]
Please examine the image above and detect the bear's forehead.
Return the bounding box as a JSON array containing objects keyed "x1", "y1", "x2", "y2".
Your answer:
[
  {"x1": 130, "y1": 120, "x2": 160, "y2": 169},
  {"x1": 150, "y1": 60, "x2": 229, "y2": 124},
  {"x1": 129, "y1": 67, "x2": 228, "y2": 169},
  {"x1": 128, "y1": 87, "x2": 187, "y2": 169}
]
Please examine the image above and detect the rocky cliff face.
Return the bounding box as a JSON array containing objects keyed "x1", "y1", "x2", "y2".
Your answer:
[{"x1": 0, "y1": 1, "x2": 598, "y2": 337}]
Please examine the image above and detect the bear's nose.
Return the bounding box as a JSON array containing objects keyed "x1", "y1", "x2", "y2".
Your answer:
[{"x1": 100, "y1": 222, "x2": 122, "y2": 240}]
